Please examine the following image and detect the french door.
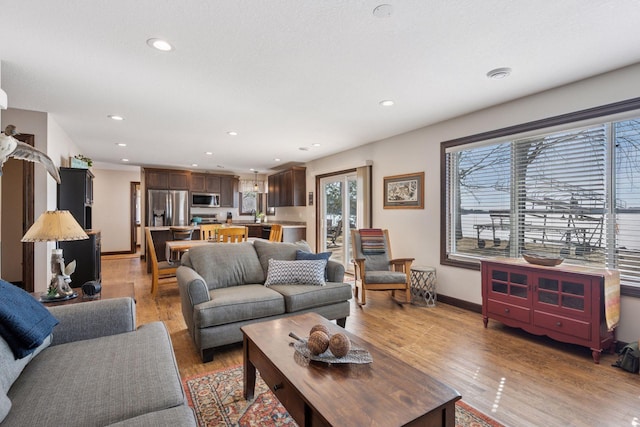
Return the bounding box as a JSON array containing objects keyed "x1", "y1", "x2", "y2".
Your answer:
[{"x1": 318, "y1": 167, "x2": 370, "y2": 272}]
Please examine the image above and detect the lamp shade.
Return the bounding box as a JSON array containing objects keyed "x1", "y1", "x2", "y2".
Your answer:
[{"x1": 21, "y1": 210, "x2": 89, "y2": 242}]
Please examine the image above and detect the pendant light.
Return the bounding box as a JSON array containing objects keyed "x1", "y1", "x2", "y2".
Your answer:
[{"x1": 253, "y1": 171, "x2": 260, "y2": 192}]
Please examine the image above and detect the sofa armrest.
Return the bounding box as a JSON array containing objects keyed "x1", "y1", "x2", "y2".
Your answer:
[
  {"x1": 47, "y1": 297, "x2": 136, "y2": 346},
  {"x1": 177, "y1": 266, "x2": 211, "y2": 307},
  {"x1": 326, "y1": 260, "x2": 345, "y2": 283}
]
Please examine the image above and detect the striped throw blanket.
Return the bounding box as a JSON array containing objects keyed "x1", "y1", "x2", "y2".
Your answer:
[{"x1": 359, "y1": 228, "x2": 386, "y2": 254}]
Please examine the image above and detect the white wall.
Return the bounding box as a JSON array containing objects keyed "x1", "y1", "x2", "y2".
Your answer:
[
  {"x1": 92, "y1": 166, "x2": 141, "y2": 252},
  {"x1": 305, "y1": 62, "x2": 640, "y2": 342},
  {"x1": 0, "y1": 109, "x2": 81, "y2": 292}
]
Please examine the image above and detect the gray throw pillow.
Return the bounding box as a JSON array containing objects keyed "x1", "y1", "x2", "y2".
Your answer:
[{"x1": 264, "y1": 259, "x2": 327, "y2": 287}]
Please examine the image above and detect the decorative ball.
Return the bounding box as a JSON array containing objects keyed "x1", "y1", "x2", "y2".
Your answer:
[
  {"x1": 310, "y1": 324, "x2": 331, "y2": 337},
  {"x1": 307, "y1": 331, "x2": 330, "y2": 355},
  {"x1": 329, "y1": 333, "x2": 351, "y2": 358}
]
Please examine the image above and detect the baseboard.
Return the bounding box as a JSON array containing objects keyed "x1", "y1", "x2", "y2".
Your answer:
[
  {"x1": 437, "y1": 294, "x2": 482, "y2": 313},
  {"x1": 101, "y1": 250, "x2": 136, "y2": 256}
]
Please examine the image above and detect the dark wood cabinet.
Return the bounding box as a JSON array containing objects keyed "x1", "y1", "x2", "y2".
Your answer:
[
  {"x1": 268, "y1": 167, "x2": 306, "y2": 207},
  {"x1": 219, "y1": 175, "x2": 236, "y2": 207},
  {"x1": 58, "y1": 167, "x2": 93, "y2": 229},
  {"x1": 57, "y1": 168, "x2": 100, "y2": 286},
  {"x1": 60, "y1": 231, "x2": 101, "y2": 287},
  {"x1": 481, "y1": 258, "x2": 617, "y2": 363},
  {"x1": 191, "y1": 173, "x2": 224, "y2": 194},
  {"x1": 146, "y1": 169, "x2": 190, "y2": 190}
]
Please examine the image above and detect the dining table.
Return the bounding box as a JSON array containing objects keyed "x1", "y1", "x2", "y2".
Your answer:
[{"x1": 165, "y1": 239, "x2": 214, "y2": 263}]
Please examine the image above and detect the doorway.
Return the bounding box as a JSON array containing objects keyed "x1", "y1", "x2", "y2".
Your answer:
[
  {"x1": 0, "y1": 133, "x2": 35, "y2": 291},
  {"x1": 317, "y1": 167, "x2": 371, "y2": 271}
]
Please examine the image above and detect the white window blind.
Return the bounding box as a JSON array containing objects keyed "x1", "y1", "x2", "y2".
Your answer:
[
  {"x1": 444, "y1": 116, "x2": 640, "y2": 291},
  {"x1": 614, "y1": 119, "x2": 640, "y2": 287}
]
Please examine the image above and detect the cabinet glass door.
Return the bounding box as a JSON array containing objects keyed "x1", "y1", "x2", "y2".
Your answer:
[
  {"x1": 536, "y1": 276, "x2": 586, "y2": 312},
  {"x1": 490, "y1": 268, "x2": 529, "y2": 299}
]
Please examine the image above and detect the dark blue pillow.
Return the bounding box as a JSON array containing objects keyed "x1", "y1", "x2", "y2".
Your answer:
[
  {"x1": 0, "y1": 280, "x2": 59, "y2": 359},
  {"x1": 296, "y1": 250, "x2": 332, "y2": 279}
]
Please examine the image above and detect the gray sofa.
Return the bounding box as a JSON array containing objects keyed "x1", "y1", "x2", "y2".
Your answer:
[
  {"x1": 1, "y1": 297, "x2": 196, "y2": 427},
  {"x1": 177, "y1": 239, "x2": 352, "y2": 362}
]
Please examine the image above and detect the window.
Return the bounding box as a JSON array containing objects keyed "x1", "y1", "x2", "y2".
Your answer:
[{"x1": 441, "y1": 98, "x2": 640, "y2": 296}]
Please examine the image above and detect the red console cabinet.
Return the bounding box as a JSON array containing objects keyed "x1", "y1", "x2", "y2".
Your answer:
[{"x1": 481, "y1": 258, "x2": 617, "y2": 363}]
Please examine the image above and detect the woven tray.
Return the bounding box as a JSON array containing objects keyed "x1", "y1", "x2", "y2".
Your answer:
[{"x1": 290, "y1": 335, "x2": 373, "y2": 364}]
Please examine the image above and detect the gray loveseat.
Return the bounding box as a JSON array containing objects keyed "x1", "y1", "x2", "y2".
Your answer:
[
  {"x1": 1, "y1": 297, "x2": 196, "y2": 427},
  {"x1": 177, "y1": 239, "x2": 352, "y2": 362}
]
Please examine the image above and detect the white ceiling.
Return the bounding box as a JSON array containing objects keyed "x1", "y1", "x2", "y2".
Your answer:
[{"x1": 2, "y1": 0, "x2": 640, "y2": 175}]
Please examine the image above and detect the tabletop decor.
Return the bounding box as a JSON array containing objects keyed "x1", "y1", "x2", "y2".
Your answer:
[
  {"x1": 522, "y1": 252, "x2": 564, "y2": 266},
  {"x1": 21, "y1": 210, "x2": 88, "y2": 300},
  {"x1": 383, "y1": 171, "x2": 425, "y2": 209}
]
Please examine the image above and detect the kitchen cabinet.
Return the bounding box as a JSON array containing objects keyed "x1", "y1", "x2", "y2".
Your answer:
[
  {"x1": 268, "y1": 167, "x2": 306, "y2": 207},
  {"x1": 481, "y1": 258, "x2": 617, "y2": 363},
  {"x1": 58, "y1": 167, "x2": 93, "y2": 229},
  {"x1": 219, "y1": 175, "x2": 236, "y2": 207},
  {"x1": 191, "y1": 174, "x2": 221, "y2": 193},
  {"x1": 145, "y1": 169, "x2": 190, "y2": 190}
]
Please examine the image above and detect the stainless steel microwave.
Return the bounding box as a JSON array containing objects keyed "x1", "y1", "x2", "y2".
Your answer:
[{"x1": 191, "y1": 192, "x2": 220, "y2": 207}]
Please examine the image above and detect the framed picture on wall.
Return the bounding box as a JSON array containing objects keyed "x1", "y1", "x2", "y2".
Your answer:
[{"x1": 383, "y1": 172, "x2": 425, "y2": 209}]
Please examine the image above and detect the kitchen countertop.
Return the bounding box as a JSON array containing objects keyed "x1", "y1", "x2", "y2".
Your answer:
[{"x1": 145, "y1": 222, "x2": 306, "y2": 232}]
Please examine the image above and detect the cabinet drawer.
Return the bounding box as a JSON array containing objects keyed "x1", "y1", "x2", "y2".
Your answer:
[
  {"x1": 487, "y1": 299, "x2": 530, "y2": 324},
  {"x1": 533, "y1": 311, "x2": 591, "y2": 341},
  {"x1": 252, "y1": 359, "x2": 305, "y2": 424}
]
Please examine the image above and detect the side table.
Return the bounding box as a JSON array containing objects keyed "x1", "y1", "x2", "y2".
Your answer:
[
  {"x1": 31, "y1": 282, "x2": 136, "y2": 306},
  {"x1": 410, "y1": 266, "x2": 437, "y2": 307}
]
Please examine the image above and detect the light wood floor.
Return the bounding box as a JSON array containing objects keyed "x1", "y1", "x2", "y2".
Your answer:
[{"x1": 102, "y1": 254, "x2": 639, "y2": 427}]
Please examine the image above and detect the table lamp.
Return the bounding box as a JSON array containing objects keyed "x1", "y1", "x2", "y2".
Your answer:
[{"x1": 21, "y1": 210, "x2": 88, "y2": 300}]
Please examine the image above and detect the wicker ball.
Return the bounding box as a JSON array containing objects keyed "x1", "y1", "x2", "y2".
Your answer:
[
  {"x1": 329, "y1": 333, "x2": 351, "y2": 358},
  {"x1": 310, "y1": 324, "x2": 331, "y2": 337},
  {"x1": 307, "y1": 331, "x2": 330, "y2": 355}
]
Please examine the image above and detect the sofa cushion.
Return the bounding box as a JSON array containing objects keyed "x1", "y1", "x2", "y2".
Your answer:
[
  {"x1": 365, "y1": 271, "x2": 408, "y2": 284},
  {"x1": 0, "y1": 279, "x2": 59, "y2": 359},
  {"x1": 264, "y1": 259, "x2": 327, "y2": 287},
  {"x1": 188, "y1": 242, "x2": 264, "y2": 289},
  {"x1": 4, "y1": 322, "x2": 185, "y2": 427},
  {"x1": 252, "y1": 239, "x2": 312, "y2": 274},
  {"x1": 296, "y1": 249, "x2": 331, "y2": 279},
  {"x1": 0, "y1": 334, "x2": 51, "y2": 423},
  {"x1": 106, "y1": 405, "x2": 196, "y2": 427},
  {"x1": 195, "y1": 285, "x2": 285, "y2": 328},
  {"x1": 268, "y1": 282, "x2": 353, "y2": 312}
]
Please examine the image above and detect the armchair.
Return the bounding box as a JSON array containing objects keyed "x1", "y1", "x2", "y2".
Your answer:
[{"x1": 351, "y1": 228, "x2": 414, "y2": 306}]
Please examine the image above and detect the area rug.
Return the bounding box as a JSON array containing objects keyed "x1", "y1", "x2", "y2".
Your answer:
[{"x1": 183, "y1": 366, "x2": 504, "y2": 427}]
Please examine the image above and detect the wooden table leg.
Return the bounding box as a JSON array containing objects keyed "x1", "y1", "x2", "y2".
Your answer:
[{"x1": 243, "y1": 335, "x2": 256, "y2": 400}]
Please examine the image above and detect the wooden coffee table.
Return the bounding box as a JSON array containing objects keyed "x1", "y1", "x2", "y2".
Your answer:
[{"x1": 241, "y1": 312, "x2": 461, "y2": 427}]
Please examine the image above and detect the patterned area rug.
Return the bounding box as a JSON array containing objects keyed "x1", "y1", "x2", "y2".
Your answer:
[{"x1": 183, "y1": 366, "x2": 504, "y2": 427}]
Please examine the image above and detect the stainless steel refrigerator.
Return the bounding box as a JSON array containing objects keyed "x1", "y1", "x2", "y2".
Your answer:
[{"x1": 147, "y1": 189, "x2": 190, "y2": 226}]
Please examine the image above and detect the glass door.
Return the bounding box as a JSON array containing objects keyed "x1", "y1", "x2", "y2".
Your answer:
[{"x1": 319, "y1": 172, "x2": 359, "y2": 271}]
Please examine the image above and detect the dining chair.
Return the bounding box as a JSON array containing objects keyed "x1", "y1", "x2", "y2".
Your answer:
[
  {"x1": 350, "y1": 228, "x2": 414, "y2": 306},
  {"x1": 170, "y1": 226, "x2": 194, "y2": 240},
  {"x1": 145, "y1": 228, "x2": 178, "y2": 296},
  {"x1": 268, "y1": 224, "x2": 283, "y2": 242},
  {"x1": 217, "y1": 226, "x2": 248, "y2": 243},
  {"x1": 199, "y1": 223, "x2": 221, "y2": 240}
]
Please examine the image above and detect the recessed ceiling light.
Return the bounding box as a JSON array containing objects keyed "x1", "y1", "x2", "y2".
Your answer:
[
  {"x1": 312, "y1": 143, "x2": 321, "y2": 147},
  {"x1": 373, "y1": 4, "x2": 393, "y2": 18},
  {"x1": 486, "y1": 67, "x2": 512, "y2": 80},
  {"x1": 146, "y1": 38, "x2": 173, "y2": 52},
  {"x1": 205, "y1": 151, "x2": 213, "y2": 155},
  {"x1": 227, "y1": 131, "x2": 238, "y2": 136},
  {"x1": 191, "y1": 163, "x2": 198, "y2": 167},
  {"x1": 108, "y1": 115, "x2": 124, "y2": 121},
  {"x1": 121, "y1": 158, "x2": 129, "y2": 162},
  {"x1": 379, "y1": 100, "x2": 394, "y2": 107},
  {"x1": 274, "y1": 158, "x2": 281, "y2": 161},
  {"x1": 250, "y1": 168, "x2": 255, "y2": 171},
  {"x1": 116, "y1": 143, "x2": 127, "y2": 147}
]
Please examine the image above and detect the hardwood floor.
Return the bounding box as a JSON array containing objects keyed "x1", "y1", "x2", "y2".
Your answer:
[{"x1": 102, "y1": 254, "x2": 639, "y2": 427}]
